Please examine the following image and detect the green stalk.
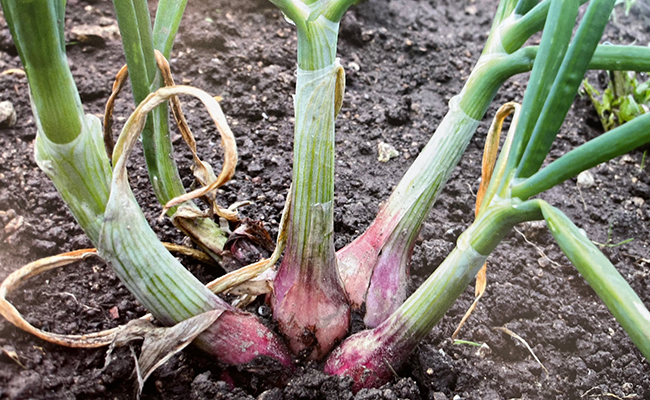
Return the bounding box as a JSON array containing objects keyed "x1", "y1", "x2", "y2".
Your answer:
[
  {"x1": 459, "y1": 44, "x2": 650, "y2": 117},
  {"x1": 512, "y1": 112, "x2": 650, "y2": 199},
  {"x1": 337, "y1": 0, "x2": 650, "y2": 328},
  {"x1": 516, "y1": 44, "x2": 650, "y2": 74},
  {"x1": 517, "y1": 0, "x2": 616, "y2": 178},
  {"x1": 322, "y1": 0, "x2": 358, "y2": 22},
  {"x1": 338, "y1": 0, "x2": 537, "y2": 325},
  {"x1": 112, "y1": 0, "x2": 228, "y2": 259},
  {"x1": 500, "y1": 0, "x2": 550, "y2": 54},
  {"x1": 1, "y1": 0, "x2": 112, "y2": 244},
  {"x1": 329, "y1": 0, "x2": 650, "y2": 387},
  {"x1": 153, "y1": 0, "x2": 189, "y2": 59},
  {"x1": 491, "y1": 0, "x2": 519, "y2": 30},
  {"x1": 112, "y1": 0, "x2": 184, "y2": 208},
  {"x1": 540, "y1": 203, "x2": 650, "y2": 360},
  {"x1": 514, "y1": 0, "x2": 539, "y2": 16},
  {"x1": 500, "y1": 0, "x2": 587, "y2": 54},
  {"x1": 101, "y1": 179, "x2": 222, "y2": 324},
  {"x1": 338, "y1": 11, "x2": 650, "y2": 326},
  {"x1": 588, "y1": 45, "x2": 650, "y2": 70},
  {"x1": 344, "y1": 98, "x2": 480, "y2": 325},
  {"x1": 504, "y1": 0, "x2": 580, "y2": 176},
  {"x1": 270, "y1": 0, "x2": 353, "y2": 360},
  {"x1": 2, "y1": 0, "x2": 82, "y2": 144}
]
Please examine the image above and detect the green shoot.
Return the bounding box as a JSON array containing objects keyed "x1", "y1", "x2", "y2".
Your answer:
[
  {"x1": 337, "y1": 0, "x2": 650, "y2": 329},
  {"x1": 611, "y1": 0, "x2": 636, "y2": 21},
  {"x1": 453, "y1": 339, "x2": 484, "y2": 347},
  {"x1": 1, "y1": 0, "x2": 111, "y2": 244},
  {"x1": 592, "y1": 223, "x2": 635, "y2": 248},
  {"x1": 1, "y1": 1, "x2": 83, "y2": 145},
  {"x1": 269, "y1": 0, "x2": 352, "y2": 360}
]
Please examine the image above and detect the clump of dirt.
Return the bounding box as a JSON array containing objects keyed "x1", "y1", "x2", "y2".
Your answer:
[{"x1": 0, "y1": 0, "x2": 649, "y2": 399}]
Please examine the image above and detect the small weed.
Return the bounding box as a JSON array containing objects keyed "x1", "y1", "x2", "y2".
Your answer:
[
  {"x1": 593, "y1": 223, "x2": 635, "y2": 248},
  {"x1": 583, "y1": 70, "x2": 649, "y2": 132}
]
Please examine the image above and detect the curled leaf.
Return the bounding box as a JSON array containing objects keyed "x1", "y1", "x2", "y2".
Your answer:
[
  {"x1": 154, "y1": 51, "x2": 236, "y2": 220},
  {"x1": 0, "y1": 249, "x2": 121, "y2": 348},
  {"x1": 112, "y1": 84, "x2": 237, "y2": 213},
  {"x1": 103, "y1": 64, "x2": 129, "y2": 159},
  {"x1": 0, "y1": 243, "x2": 215, "y2": 349},
  {"x1": 140, "y1": 80, "x2": 239, "y2": 219}
]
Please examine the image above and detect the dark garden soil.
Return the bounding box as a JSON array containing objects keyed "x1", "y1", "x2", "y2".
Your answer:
[{"x1": 1, "y1": 0, "x2": 650, "y2": 399}]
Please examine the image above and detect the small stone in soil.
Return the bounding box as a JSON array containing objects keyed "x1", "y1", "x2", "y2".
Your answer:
[
  {"x1": 577, "y1": 170, "x2": 595, "y2": 189},
  {"x1": 70, "y1": 24, "x2": 119, "y2": 47},
  {"x1": 0, "y1": 101, "x2": 16, "y2": 128},
  {"x1": 6, "y1": 370, "x2": 42, "y2": 399}
]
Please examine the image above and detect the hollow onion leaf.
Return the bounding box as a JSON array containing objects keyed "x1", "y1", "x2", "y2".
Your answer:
[{"x1": 540, "y1": 203, "x2": 650, "y2": 360}]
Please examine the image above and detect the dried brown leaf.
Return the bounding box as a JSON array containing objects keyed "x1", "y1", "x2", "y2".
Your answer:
[
  {"x1": 0, "y1": 68, "x2": 26, "y2": 76},
  {"x1": 0, "y1": 243, "x2": 214, "y2": 348},
  {"x1": 334, "y1": 64, "x2": 345, "y2": 117},
  {"x1": 151, "y1": 52, "x2": 238, "y2": 221},
  {"x1": 161, "y1": 241, "x2": 217, "y2": 266},
  {"x1": 103, "y1": 64, "x2": 129, "y2": 159},
  {"x1": 104, "y1": 311, "x2": 222, "y2": 399},
  {"x1": 155, "y1": 52, "x2": 219, "y2": 199},
  {"x1": 0, "y1": 249, "x2": 121, "y2": 347},
  {"x1": 453, "y1": 102, "x2": 521, "y2": 340}
]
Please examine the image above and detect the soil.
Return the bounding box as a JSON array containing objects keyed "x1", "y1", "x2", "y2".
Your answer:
[{"x1": 1, "y1": 0, "x2": 649, "y2": 399}]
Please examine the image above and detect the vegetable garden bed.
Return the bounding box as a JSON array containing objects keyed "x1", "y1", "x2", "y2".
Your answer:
[{"x1": 0, "y1": 0, "x2": 648, "y2": 398}]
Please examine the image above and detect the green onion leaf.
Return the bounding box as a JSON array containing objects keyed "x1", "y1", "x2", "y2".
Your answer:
[{"x1": 540, "y1": 203, "x2": 650, "y2": 360}]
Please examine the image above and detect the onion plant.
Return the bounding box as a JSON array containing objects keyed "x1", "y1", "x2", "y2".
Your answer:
[
  {"x1": 268, "y1": 0, "x2": 354, "y2": 360},
  {"x1": 334, "y1": 0, "x2": 640, "y2": 327},
  {"x1": 2, "y1": 0, "x2": 650, "y2": 394},
  {"x1": 325, "y1": 0, "x2": 650, "y2": 390},
  {"x1": 1, "y1": 0, "x2": 291, "y2": 369}
]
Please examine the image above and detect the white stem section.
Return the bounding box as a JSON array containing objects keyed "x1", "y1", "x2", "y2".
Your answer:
[
  {"x1": 34, "y1": 114, "x2": 112, "y2": 245},
  {"x1": 272, "y1": 48, "x2": 350, "y2": 358},
  {"x1": 286, "y1": 60, "x2": 343, "y2": 268},
  {"x1": 99, "y1": 178, "x2": 223, "y2": 325},
  {"x1": 297, "y1": 14, "x2": 339, "y2": 70}
]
